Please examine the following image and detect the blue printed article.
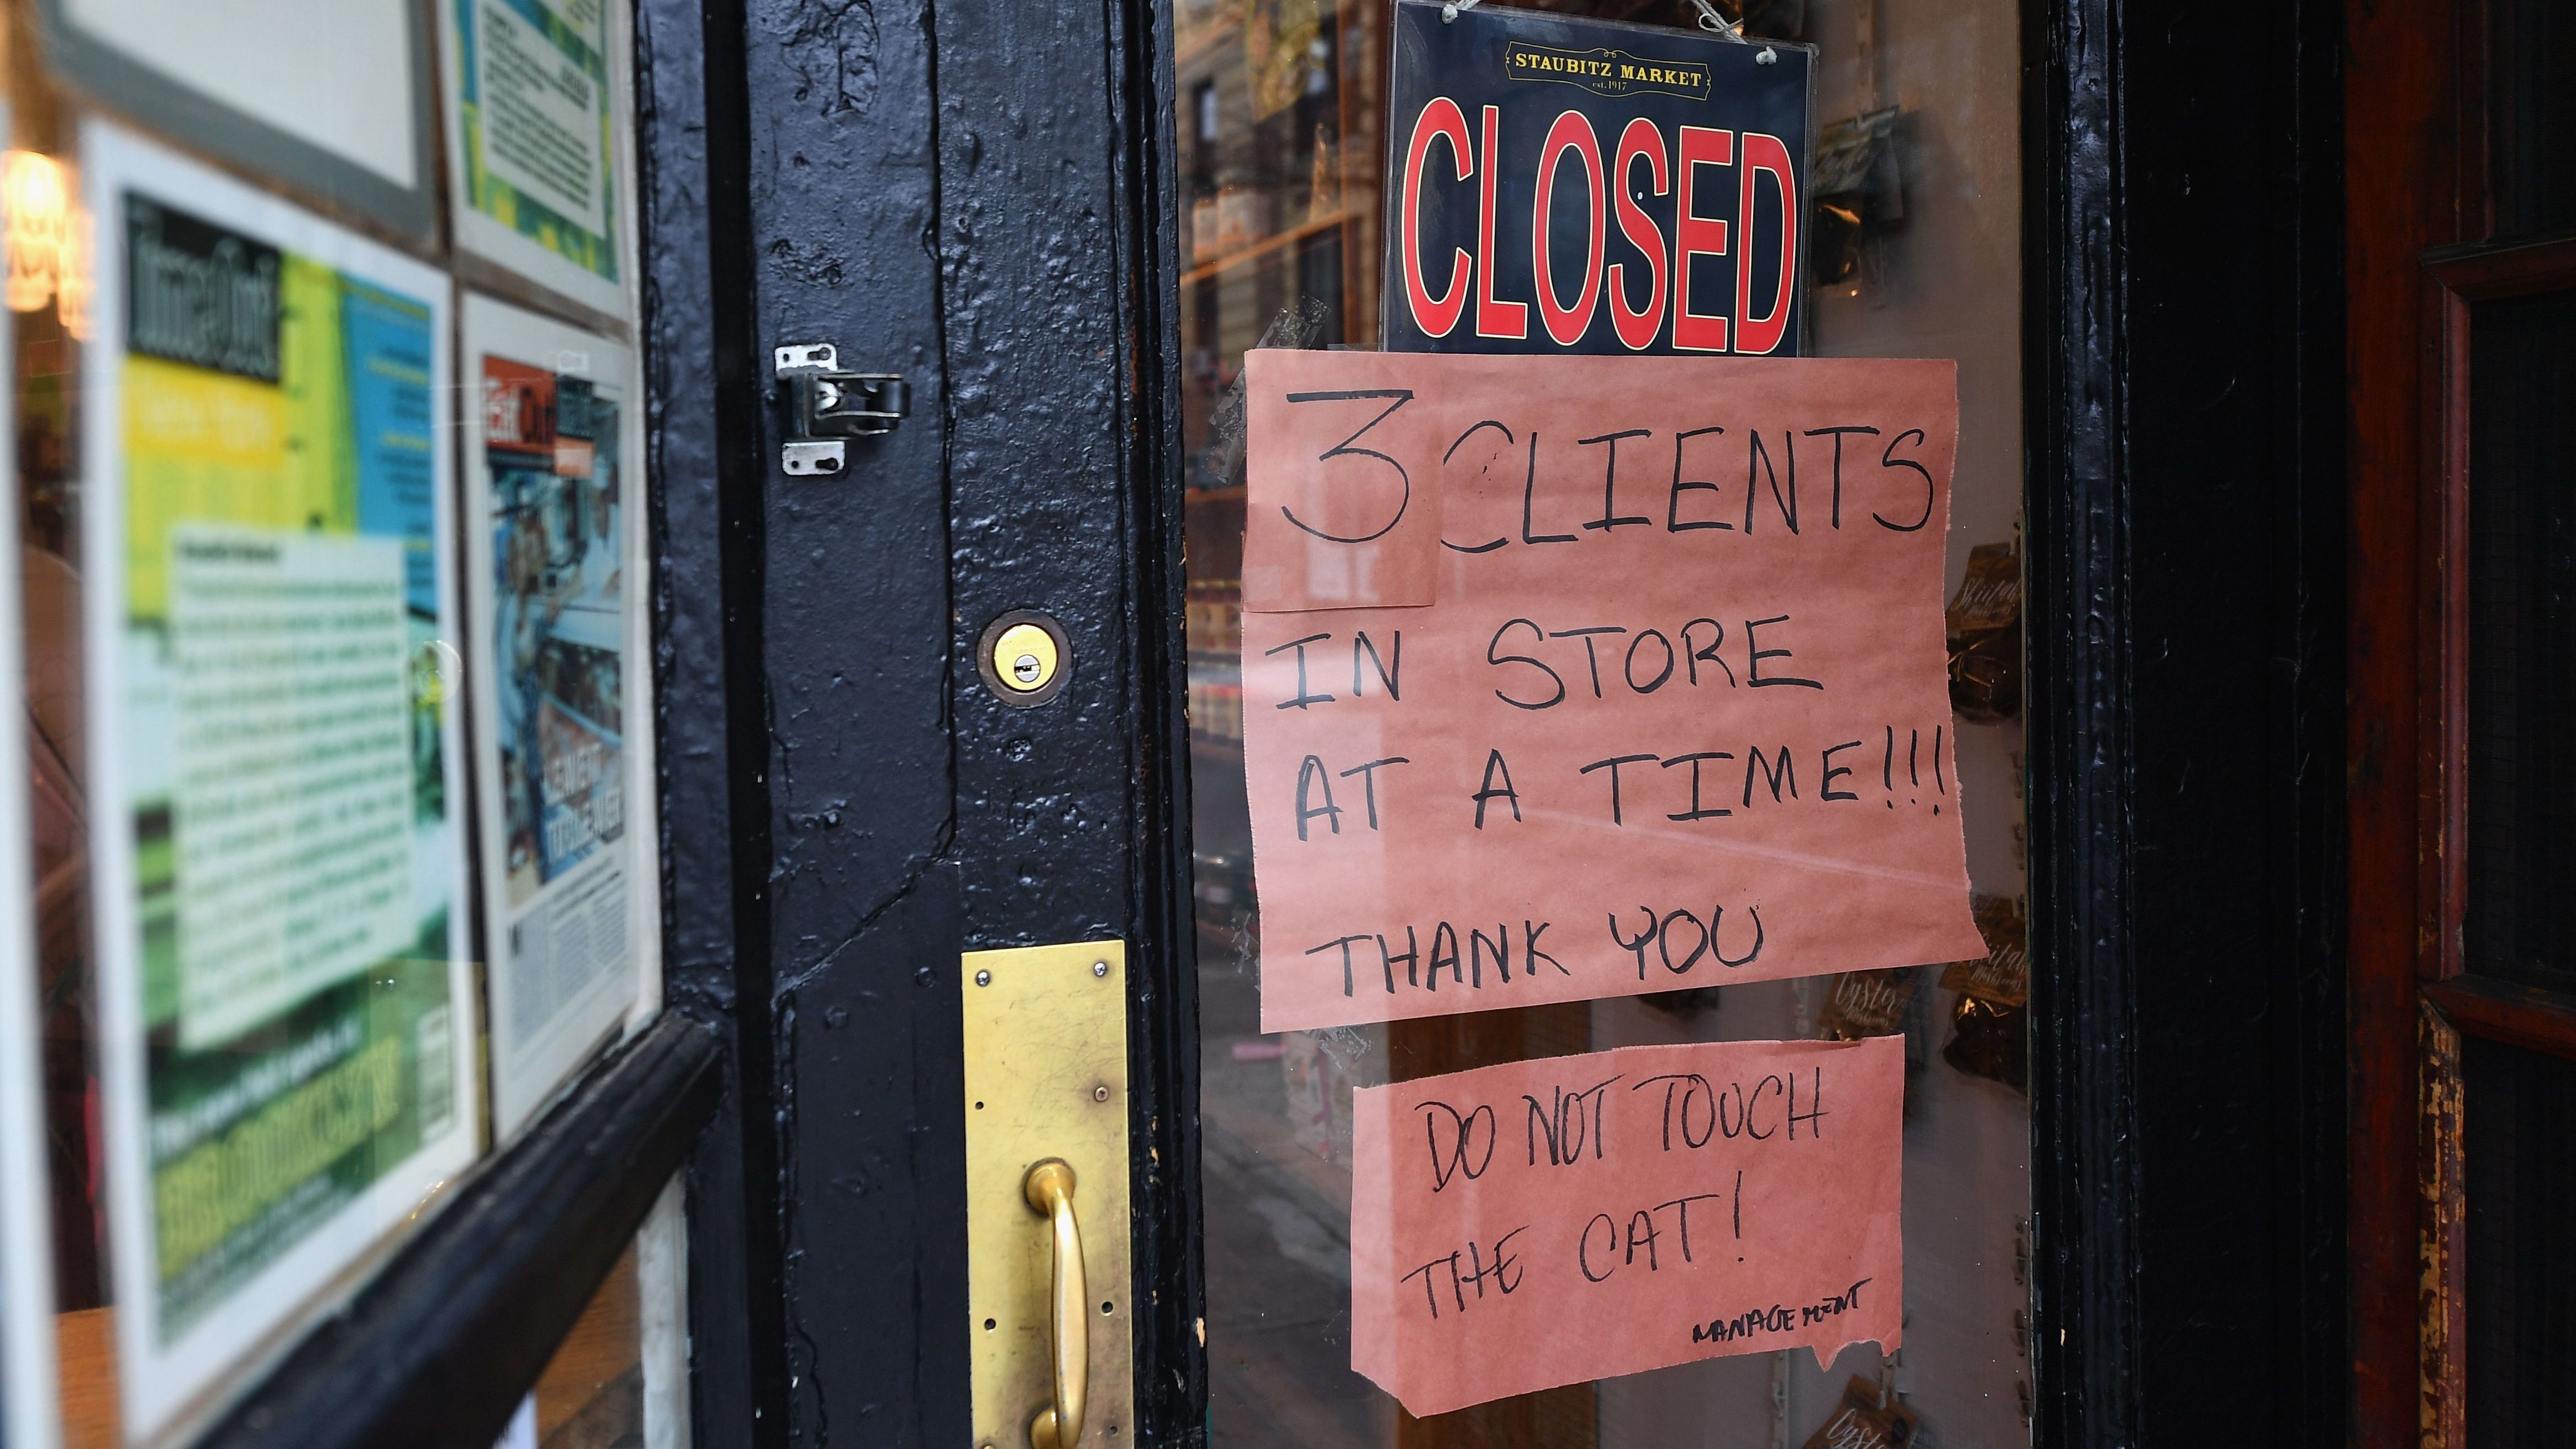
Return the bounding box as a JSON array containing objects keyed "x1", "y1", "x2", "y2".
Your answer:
[{"x1": 344, "y1": 280, "x2": 441, "y2": 617}]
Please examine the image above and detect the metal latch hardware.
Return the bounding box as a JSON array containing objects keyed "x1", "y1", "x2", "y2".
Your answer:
[{"x1": 773, "y1": 343, "x2": 907, "y2": 476}]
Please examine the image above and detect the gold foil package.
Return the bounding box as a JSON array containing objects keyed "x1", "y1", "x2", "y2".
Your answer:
[
  {"x1": 1937, "y1": 895, "x2": 2029, "y2": 1007},
  {"x1": 1946, "y1": 541, "x2": 2022, "y2": 724},
  {"x1": 1943, "y1": 994, "x2": 2028, "y2": 1093},
  {"x1": 1801, "y1": 1375, "x2": 1923, "y2": 1449},
  {"x1": 1940, "y1": 894, "x2": 2029, "y2": 1091},
  {"x1": 1817, "y1": 968, "x2": 1917, "y2": 1041}
]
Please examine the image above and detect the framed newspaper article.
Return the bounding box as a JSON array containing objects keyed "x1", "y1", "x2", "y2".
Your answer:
[{"x1": 460, "y1": 293, "x2": 656, "y2": 1140}]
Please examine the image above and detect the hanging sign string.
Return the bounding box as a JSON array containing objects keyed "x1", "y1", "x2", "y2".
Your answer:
[
  {"x1": 1688, "y1": 0, "x2": 1742, "y2": 35},
  {"x1": 1438, "y1": 0, "x2": 1772, "y2": 61},
  {"x1": 1687, "y1": 0, "x2": 1781, "y2": 62}
]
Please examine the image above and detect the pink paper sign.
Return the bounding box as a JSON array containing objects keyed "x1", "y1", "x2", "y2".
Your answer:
[
  {"x1": 1239, "y1": 353, "x2": 1447, "y2": 611},
  {"x1": 1242, "y1": 349, "x2": 1984, "y2": 1033},
  {"x1": 1352, "y1": 1038, "x2": 1905, "y2": 1417}
]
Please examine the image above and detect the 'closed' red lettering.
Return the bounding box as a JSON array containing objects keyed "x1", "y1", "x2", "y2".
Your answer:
[
  {"x1": 1476, "y1": 103, "x2": 1531, "y2": 340},
  {"x1": 1533, "y1": 110, "x2": 1607, "y2": 347},
  {"x1": 1402, "y1": 97, "x2": 1473, "y2": 338},
  {"x1": 1608, "y1": 117, "x2": 1671, "y2": 352},
  {"x1": 1734, "y1": 131, "x2": 1798, "y2": 356},
  {"x1": 1672, "y1": 125, "x2": 1733, "y2": 353}
]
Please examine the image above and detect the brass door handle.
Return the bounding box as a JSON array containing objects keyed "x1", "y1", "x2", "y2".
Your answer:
[
  {"x1": 1024, "y1": 1159, "x2": 1086, "y2": 1448},
  {"x1": 965, "y1": 946, "x2": 1132, "y2": 1448}
]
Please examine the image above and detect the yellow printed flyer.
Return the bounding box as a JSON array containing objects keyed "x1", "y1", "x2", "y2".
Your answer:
[{"x1": 79, "y1": 123, "x2": 475, "y2": 1441}]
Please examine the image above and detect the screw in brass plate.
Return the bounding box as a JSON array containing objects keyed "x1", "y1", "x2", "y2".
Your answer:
[
  {"x1": 975, "y1": 970, "x2": 991, "y2": 987},
  {"x1": 1092, "y1": 1085, "x2": 1110, "y2": 1102},
  {"x1": 1092, "y1": 961, "x2": 1108, "y2": 978}
]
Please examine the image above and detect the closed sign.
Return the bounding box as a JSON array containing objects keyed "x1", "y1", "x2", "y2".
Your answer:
[{"x1": 1380, "y1": 1, "x2": 1815, "y2": 356}]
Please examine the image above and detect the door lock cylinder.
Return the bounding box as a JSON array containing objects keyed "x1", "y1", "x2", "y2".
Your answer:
[{"x1": 977, "y1": 611, "x2": 1070, "y2": 707}]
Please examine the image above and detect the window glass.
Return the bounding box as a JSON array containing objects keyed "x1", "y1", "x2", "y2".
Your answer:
[
  {"x1": 2466, "y1": 288, "x2": 2576, "y2": 996},
  {"x1": 0, "y1": 31, "x2": 58, "y2": 1446},
  {"x1": 1179, "y1": 1, "x2": 2029, "y2": 1441},
  {"x1": 503, "y1": 1177, "x2": 690, "y2": 1449},
  {"x1": 2463, "y1": 1034, "x2": 2576, "y2": 1443},
  {"x1": 2487, "y1": 0, "x2": 2576, "y2": 242},
  {"x1": 2459, "y1": 278, "x2": 2576, "y2": 1440},
  {"x1": 9, "y1": 18, "x2": 110, "y2": 1441},
  {"x1": 0, "y1": 0, "x2": 669, "y2": 1439}
]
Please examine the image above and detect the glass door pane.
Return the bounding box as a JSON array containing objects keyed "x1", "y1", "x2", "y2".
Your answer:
[
  {"x1": 2460, "y1": 279, "x2": 2576, "y2": 1440},
  {"x1": 1179, "y1": 2, "x2": 2031, "y2": 1443}
]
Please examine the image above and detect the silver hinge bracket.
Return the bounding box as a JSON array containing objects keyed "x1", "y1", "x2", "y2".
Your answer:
[{"x1": 774, "y1": 343, "x2": 907, "y2": 477}]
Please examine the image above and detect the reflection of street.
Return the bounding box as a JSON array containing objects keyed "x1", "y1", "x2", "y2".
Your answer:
[{"x1": 1198, "y1": 932, "x2": 1387, "y2": 1449}]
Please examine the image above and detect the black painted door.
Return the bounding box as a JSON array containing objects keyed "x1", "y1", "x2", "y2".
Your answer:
[{"x1": 691, "y1": 0, "x2": 1196, "y2": 1445}]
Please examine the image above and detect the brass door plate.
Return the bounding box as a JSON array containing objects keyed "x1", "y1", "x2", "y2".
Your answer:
[{"x1": 964, "y1": 942, "x2": 1133, "y2": 1448}]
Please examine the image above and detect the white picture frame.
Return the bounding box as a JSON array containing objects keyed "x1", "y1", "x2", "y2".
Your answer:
[{"x1": 38, "y1": 0, "x2": 438, "y2": 241}]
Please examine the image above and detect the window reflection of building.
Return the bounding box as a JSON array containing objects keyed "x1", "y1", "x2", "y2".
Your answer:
[
  {"x1": 6, "y1": 58, "x2": 111, "y2": 1438},
  {"x1": 8, "y1": 128, "x2": 99, "y2": 1343}
]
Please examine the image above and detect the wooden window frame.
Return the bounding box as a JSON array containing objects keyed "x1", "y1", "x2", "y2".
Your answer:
[
  {"x1": 2347, "y1": 2, "x2": 2453, "y2": 1441},
  {"x1": 2419, "y1": 235, "x2": 2576, "y2": 1003},
  {"x1": 2350, "y1": 0, "x2": 2576, "y2": 1437},
  {"x1": 2404, "y1": 233, "x2": 2576, "y2": 1446}
]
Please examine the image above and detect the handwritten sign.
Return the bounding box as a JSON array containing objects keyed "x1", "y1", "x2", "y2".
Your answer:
[
  {"x1": 1242, "y1": 349, "x2": 1982, "y2": 1031},
  {"x1": 1350, "y1": 1037, "x2": 1903, "y2": 1416}
]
